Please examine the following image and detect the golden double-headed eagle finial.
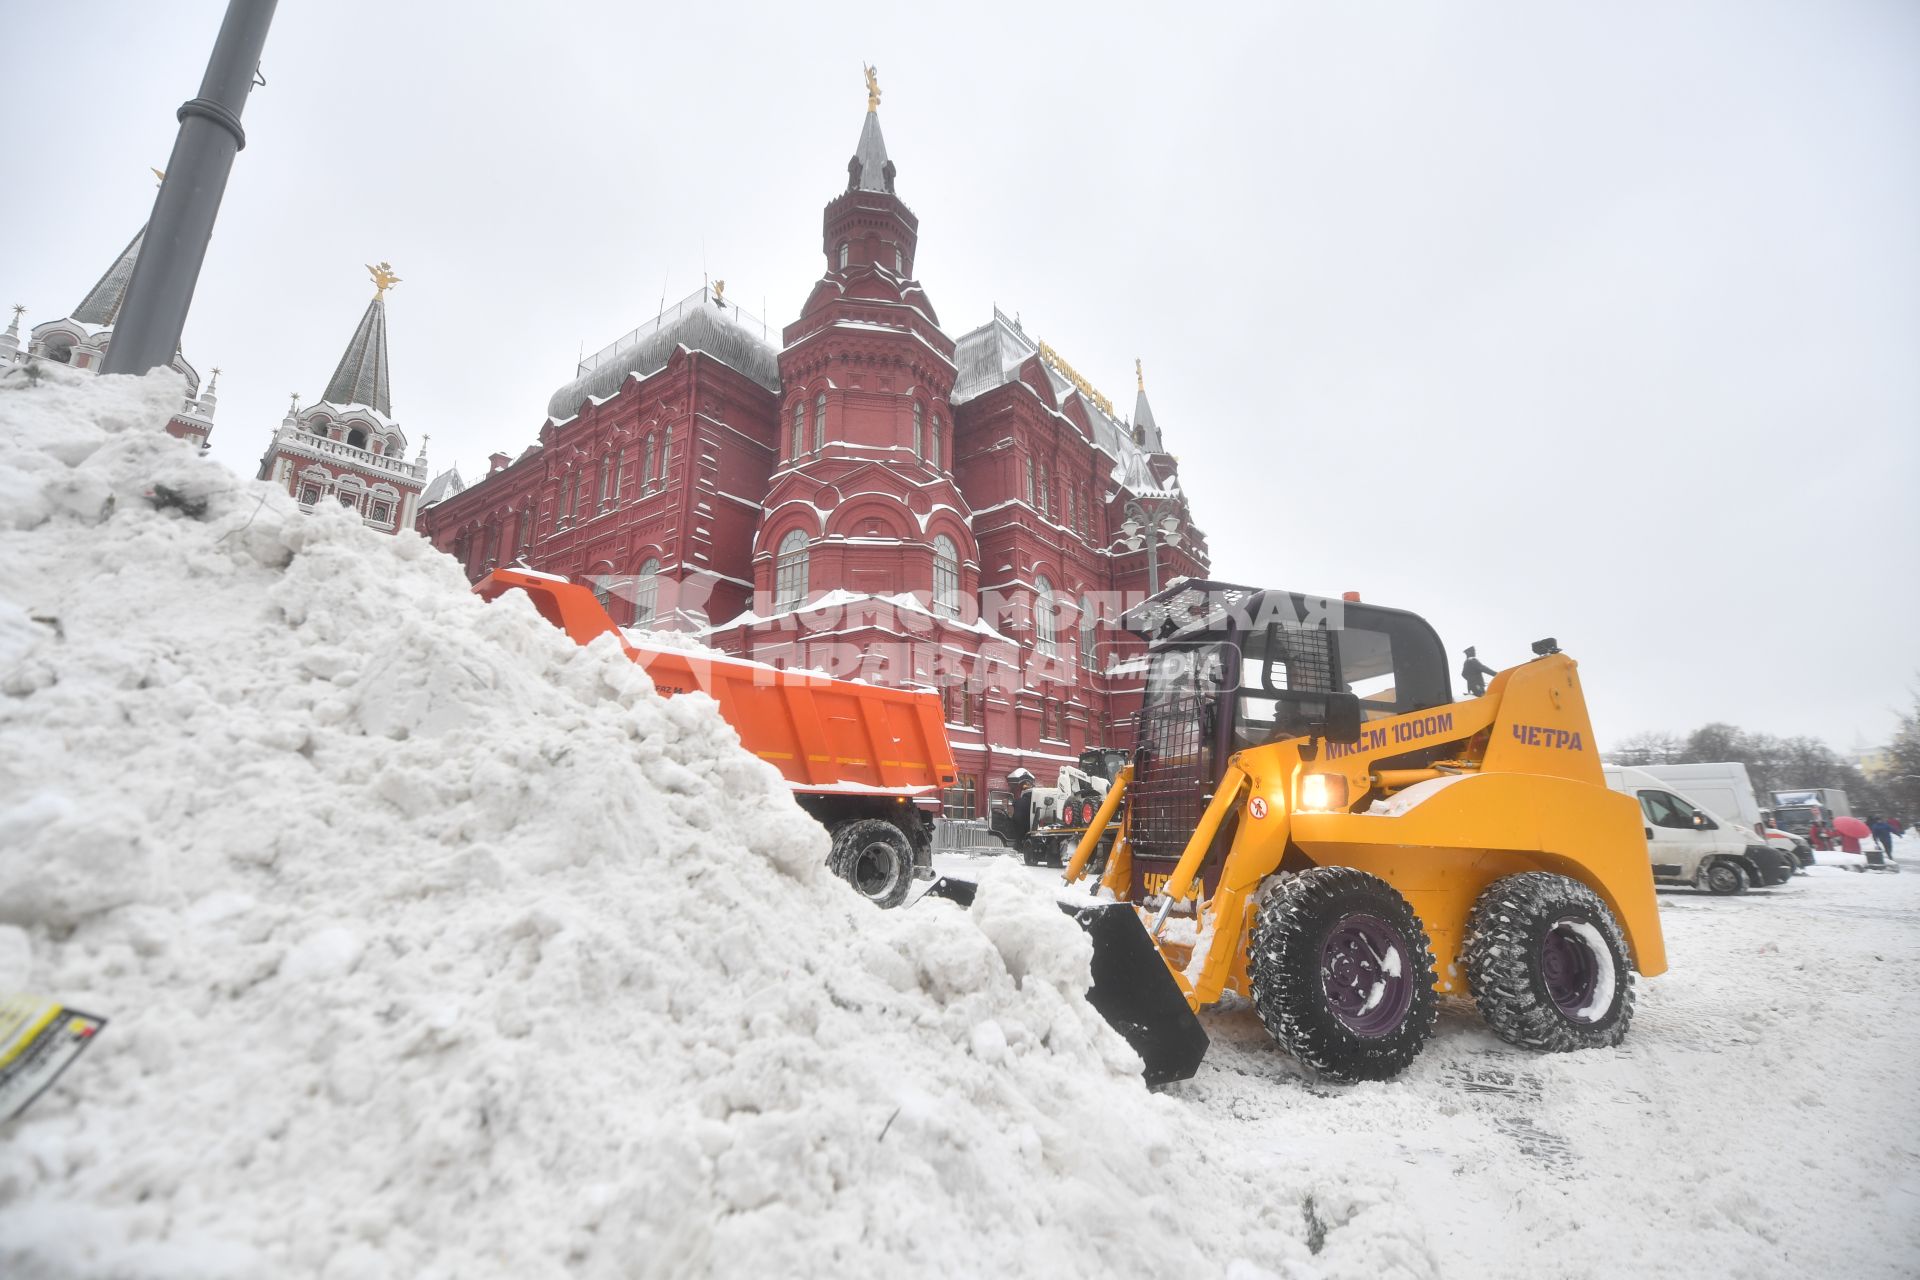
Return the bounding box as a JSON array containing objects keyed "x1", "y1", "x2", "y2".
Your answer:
[
  {"x1": 864, "y1": 64, "x2": 881, "y2": 113},
  {"x1": 368, "y1": 261, "x2": 402, "y2": 298},
  {"x1": 1136, "y1": 358, "x2": 1144, "y2": 391}
]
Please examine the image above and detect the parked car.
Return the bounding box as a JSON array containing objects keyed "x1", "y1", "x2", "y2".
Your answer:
[
  {"x1": 1631, "y1": 761, "x2": 1808, "y2": 872},
  {"x1": 1603, "y1": 766, "x2": 1793, "y2": 893}
]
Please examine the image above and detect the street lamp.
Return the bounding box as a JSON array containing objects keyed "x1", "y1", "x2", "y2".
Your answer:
[{"x1": 1120, "y1": 494, "x2": 1184, "y2": 597}]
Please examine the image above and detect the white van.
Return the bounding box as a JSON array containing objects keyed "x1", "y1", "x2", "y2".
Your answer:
[
  {"x1": 1603, "y1": 766, "x2": 1794, "y2": 894},
  {"x1": 1633, "y1": 762, "x2": 1812, "y2": 868}
]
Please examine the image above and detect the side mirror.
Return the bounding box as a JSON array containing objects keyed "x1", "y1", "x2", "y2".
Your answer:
[
  {"x1": 1692, "y1": 812, "x2": 1715, "y2": 831},
  {"x1": 1322, "y1": 692, "x2": 1363, "y2": 745}
]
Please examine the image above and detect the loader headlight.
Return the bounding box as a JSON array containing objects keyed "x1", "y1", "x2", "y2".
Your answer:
[{"x1": 1299, "y1": 773, "x2": 1349, "y2": 812}]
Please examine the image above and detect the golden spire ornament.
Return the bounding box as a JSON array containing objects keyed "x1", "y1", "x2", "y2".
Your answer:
[
  {"x1": 864, "y1": 64, "x2": 881, "y2": 113},
  {"x1": 367, "y1": 261, "x2": 402, "y2": 298}
]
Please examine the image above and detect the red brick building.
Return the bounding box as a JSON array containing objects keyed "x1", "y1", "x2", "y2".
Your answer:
[{"x1": 419, "y1": 88, "x2": 1209, "y2": 810}]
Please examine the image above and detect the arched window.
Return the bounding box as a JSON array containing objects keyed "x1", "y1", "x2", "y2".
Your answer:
[
  {"x1": 1039, "y1": 465, "x2": 1051, "y2": 518},
  {"x1": 792, "y1": 400, "x2": 805, "y2": 458},
  {"x1": 930, "y1": 415, "x2": 943, "y2": 469},
  {"x1": 837, "y1": 242, "x2": 849, "y2": 270},
  {"x1": 775, "y1": 530, "x2": 810, "y2": 610},
  {"x1": 562, "y1": 473, "x2": 577, "y2": 521},
  {"x1": 515, "y1": 507, "x2": 531, "y2": 554},
  {"x1": 347, "y1": 427, "x2": 369, "y2": 450},
  {"x1": 642, "y1": 436, "x2": 655, "y2": 492},
  {"x1": 813, "y1": 392, "x2": 827, "y2": 451},
  {"x1": 597, "y1": 455, "x2": 611, "y2": 507},
  {"x1": 1034, "y1": 575, "x2": 1057, "y2": 657},
  {"x1": 632, "y1": 557, "x2": 661, "y2": 626},
  {"x1": 912, "y1": 401, "x2": 924, "y2": 459},
  {"x1": 659, "y1": 427, "x2": 672, "y2": 483},
  {"x1": 612, "y1": 448, "x2": 624, "y2": 500},
  {"x1": 933, "y1": 535, "x2": 960, "y2": 617},
  {"x1": 1081, "y1": 598, "x2": 1099, "y2": 673},
  {"x1": 895, "y1": 246, "x2": 903, "y2": 274},
  {"x1": 1025, "y1": 456, "x2": 1035, "y2": 505}
]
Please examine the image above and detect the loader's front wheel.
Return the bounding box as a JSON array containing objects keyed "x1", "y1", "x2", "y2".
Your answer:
[
  {"x1": 828, "y1": 819, "x2": 915, "y2": 910},
  {"x1": 1463, "y1": 872, "x2": 1634, "y2": 1053},
  {"x1": 1249, "y1": 867, "x2": 1438, "y2": 1083}
]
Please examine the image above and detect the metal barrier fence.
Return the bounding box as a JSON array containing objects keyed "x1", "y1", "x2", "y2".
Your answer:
[{"x1": 933, "y1": 818, "x2": 1006, "y2": 853}]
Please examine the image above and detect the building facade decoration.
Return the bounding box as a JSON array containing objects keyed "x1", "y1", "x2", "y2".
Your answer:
[
  {"x1": 253, "y1": 266, "x2": 430, "y2": 533},
  {"x1": 419, "y1": 79, "x2": 1209, "y2": 810}
]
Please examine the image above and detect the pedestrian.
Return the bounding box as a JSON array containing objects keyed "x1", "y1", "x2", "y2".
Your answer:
[
  {"x1": 1008, "y1": 768, "x2": 1037, "y2": 840},
  {"x1": 1868, "y1": 815, "x2": 1897, "y2": 869},
  {"x1": 1460, "y1": 646, "x2": 1498, "y2": 698}
]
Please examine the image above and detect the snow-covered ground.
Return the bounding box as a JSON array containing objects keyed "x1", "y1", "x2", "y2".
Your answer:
[
  {"x1": 2, "y1": 369, "x2": 1915, "y2": 1278},
  {"x1": 939, "y1": 845, "x2": 1920, "y2": 1276}
]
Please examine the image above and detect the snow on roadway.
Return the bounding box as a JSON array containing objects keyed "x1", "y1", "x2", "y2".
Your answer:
[{"x1": 937, "y1": 844, "x2": 1920, "y2": 1277}]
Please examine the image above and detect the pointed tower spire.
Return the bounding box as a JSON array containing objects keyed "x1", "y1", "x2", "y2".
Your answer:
[
  {"x1": 1133, "y1": 357, "x2": 1163, "y2": 451},
  {"x1": 199, "y1": 367, "x2": 220, "y2": 418},
  {"x1": 848, "y1": 66, "x2": 896, "y2": 194},
  {"x1": 73, "y1": 226, "x2": 148, "y2": 326},
  {"x1": 3, "y1": 304, "x2": 21, "y2": 361},
  {"x1": 322, "y1": 264, "x2": 396, "y2": 416}
]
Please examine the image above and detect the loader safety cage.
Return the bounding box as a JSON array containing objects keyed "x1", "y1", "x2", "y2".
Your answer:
[{"x1": 1123, "y1": 581, "x2": 1455, "y2": 865}]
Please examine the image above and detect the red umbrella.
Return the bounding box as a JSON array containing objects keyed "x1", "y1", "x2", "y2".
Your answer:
[{"x1": 1832, "y1": 816, "x2": 1872, "y2": 840}]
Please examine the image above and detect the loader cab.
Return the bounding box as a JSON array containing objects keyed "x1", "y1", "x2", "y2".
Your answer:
[{"x1": 1124, "y1": 581, "x2": 1451, "y2": 863}]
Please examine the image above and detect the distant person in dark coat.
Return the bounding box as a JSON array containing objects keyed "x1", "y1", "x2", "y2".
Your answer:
[
  {"x1": 1868, "y1": 816, "x2": 1897, "y2": 865},
  {"x1": 1461, "y1": 647, "x2": 1498, "y2": 698},
  {"x1": 1008, "y1": 768, "x2": 1037, "y2": 839}
]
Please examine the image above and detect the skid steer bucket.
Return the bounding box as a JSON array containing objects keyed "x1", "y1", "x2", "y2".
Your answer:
[{"x1": 921, "y1": 878, "x2": 1209, "y2": 1086}]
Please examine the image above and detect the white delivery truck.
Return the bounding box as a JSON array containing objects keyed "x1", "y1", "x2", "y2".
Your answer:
[
  {"x1": 1603, "y1": 765, "x2": 1795, "y2": 893},
  {"x1": 1635, "y1": 762, "x2": 1812, "y2": 868}
]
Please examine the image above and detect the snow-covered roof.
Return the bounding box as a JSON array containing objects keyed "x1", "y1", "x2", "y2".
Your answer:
[
  {"x1": 421, "y1": 467, "x2": 465, "y2": 507},
  {"x1": 547, "y1": 288, "x2": 780, "y2": 419},
  {"x1": 950, "y1": 309, "x2": 1156, "y2": 480}
]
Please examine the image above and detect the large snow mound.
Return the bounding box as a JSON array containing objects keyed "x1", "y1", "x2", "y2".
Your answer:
[{"x1": 0, "y1": 369, "x2": 1354, "y2": 1277}]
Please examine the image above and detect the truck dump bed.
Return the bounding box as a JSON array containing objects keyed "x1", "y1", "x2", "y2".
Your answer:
[{"x1": 477, "y1": 568, "x2": 956, "y2": 800}]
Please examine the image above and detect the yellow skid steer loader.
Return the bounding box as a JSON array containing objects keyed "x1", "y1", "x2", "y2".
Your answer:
[{"x1": 938, "y1": 581, "x2": 1666, "y2": 1086}]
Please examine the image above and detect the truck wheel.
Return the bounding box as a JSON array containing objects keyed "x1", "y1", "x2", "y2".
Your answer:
[
  {"x1": 828, "y1": 819, "x2": 915, "y2": 910},
  {"x1": 1462, "y1": 872, "x2": 1634, "y2": 1052},
  {"x1": 1248, "y1": 867, "x2": 1438, "y2": 1083},
  {"x1": 1700, "y1": 860, "x2": 1746, "y2": 896}
]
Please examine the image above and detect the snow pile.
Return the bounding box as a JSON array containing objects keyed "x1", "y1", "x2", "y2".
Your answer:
[{"x1": 0, "y1": 369, "x2": 1396, "y2": 1277}]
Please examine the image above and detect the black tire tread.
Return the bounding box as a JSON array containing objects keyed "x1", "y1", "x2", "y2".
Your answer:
[
  {"x1": 1461, "y1": 871, "x2": 1635, "y2": 1053},
  {"x1": 827, "y1": 818, "x2": 915, "y2": 909},
  {"x1": 1248, "y1": 866, "x2": 1439, "y2": 1083}
]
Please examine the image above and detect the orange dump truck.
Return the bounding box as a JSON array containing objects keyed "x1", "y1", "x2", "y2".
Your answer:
[{"x1": 477, "y1": 567, "x2": 957, "y2": 907}]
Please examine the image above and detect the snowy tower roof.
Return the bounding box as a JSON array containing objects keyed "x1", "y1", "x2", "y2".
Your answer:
[
  {"x1": 848, "y1": 65, "x2": 896, "y2": 194},
  {"x1": 72, "y1": 226, "x2": 147, "y2": 326},
  {"x1": 322, "y1": 268, "x2": 396, "y2": 417}
]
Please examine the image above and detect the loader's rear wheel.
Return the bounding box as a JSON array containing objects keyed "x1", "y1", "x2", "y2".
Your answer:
[
  {"x1": 1701, "y1": 860, "x2": 1746, "y2": 896},
  {"x1": 1248, "y1": 867, "x2": 1438, "y2": 1083},
  {"x1": 1462, "y1": 871, "x2": 1634, "y2": 1052},
  {"x1": 828, "y1": 819, "x2": 915, "y2": 910}
]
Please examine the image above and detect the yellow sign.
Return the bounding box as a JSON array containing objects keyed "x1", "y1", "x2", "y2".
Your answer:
[{"x1": 1037, "y1": 341, "x2": 1115, "y2": 417}]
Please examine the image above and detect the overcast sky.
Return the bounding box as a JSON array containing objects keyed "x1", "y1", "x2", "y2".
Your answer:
[{"x1": 8, "y1": 1, "x2": 1916, "y2": 749}]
